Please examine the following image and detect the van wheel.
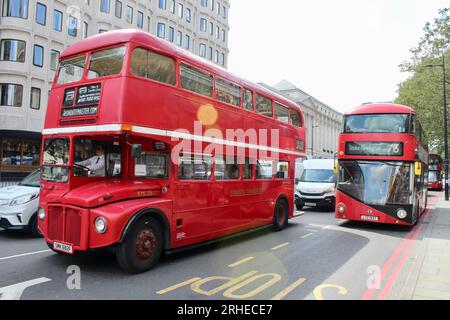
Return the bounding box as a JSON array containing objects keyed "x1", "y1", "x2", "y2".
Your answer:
[
  {"x1": 273, "y1": 199, "x2": 288, "y2": 231},
  {"x1": 116, "y1": 217, "x2": 163, "y2": 274},
  {"x1": 295, "y1": 197, "x2": 304, "y2": 211}
]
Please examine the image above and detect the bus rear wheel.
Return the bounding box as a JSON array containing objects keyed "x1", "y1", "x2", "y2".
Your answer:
[
  {"x1": 116, "y1": 217, "x2": 163, "y2": 274},
  {"x1": 273, "y1": 199, "x2": 288, "y2": 231}
]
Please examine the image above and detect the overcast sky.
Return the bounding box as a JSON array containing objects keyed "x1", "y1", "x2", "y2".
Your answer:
[{"x1": 227, "y1": 0, "x2": 448, "y2": 113}]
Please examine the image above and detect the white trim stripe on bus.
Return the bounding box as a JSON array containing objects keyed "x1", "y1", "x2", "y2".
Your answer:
[{"x1": 42, "y1": 124, "x2": 305, "y2": 156}]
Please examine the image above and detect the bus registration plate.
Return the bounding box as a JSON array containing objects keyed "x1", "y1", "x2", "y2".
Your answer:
[
  {"x1": 53, "y1": 242, "x2": 73, "y2": 254},
  {"x1": 361, "y1": 215, "x2": 379, "y2": 221}
]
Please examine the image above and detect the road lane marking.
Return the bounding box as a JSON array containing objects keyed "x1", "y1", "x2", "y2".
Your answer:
[
  {"x1": 271, "y1": 242, "x2": 290, "y2": 251},
  {"x1": 361, "y1": 194, "x2": 439, "y2": 300},
  {"x1": 0, "y1": 250, "x2": 52, "y2": 261},
  {"x1": 314, "y1": 284, "x2": 348, "y2": 300},
  {"x1": 0, "y1": 278, "x2": 52, "y2": 300},
  {"x1": 270, "y1": 278, "x2": 306, "y2": 300},
  {"x1": 301, "y1": 233, "x2": 314, "y2": 239},
  {"x1": 228, "y1": 257, "x2": 255, "y2": 268},
  {"x1": 156, "y1": 277, "x2": 201, "y2": 295}
]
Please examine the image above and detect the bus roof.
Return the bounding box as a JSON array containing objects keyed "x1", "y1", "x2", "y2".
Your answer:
[
  {"x1": 344, "y1": 103, "x2": 415, "y2": 116},
  {"x1": 60, "y1": 29, "x2": 301, "y2": 113}
]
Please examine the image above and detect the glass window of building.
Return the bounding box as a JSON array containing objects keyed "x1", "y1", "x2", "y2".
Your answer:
[
  {"x1": 199, "y1": 43, "x2": 206, "y2": 57},
  {"x1": 216, "y1": 1, "x2": 220, "y2": 15},
  {"x1": 30, "y1": 87, "x2": 40, "y2": 110},
  {"x1": 126, "y1": 5, "x2": 133, "y2": 23},
  {"x1": 100, "y1": 0, "x2": 110, "y2": 13},
  {"x1": 169, "y1": 0, "x2": 175, "y2": 14},
  {"x1": 115, "y1": 0, "x2": 122, "y2": 18},
  {"x1": 35, "y1": 2, "x2": 46, "y2": 25},
  {"x1": 168, "y1": 26, "x2": 174, "y2": 42},
  {"x1": 220, "y1": 53, "x2": 225, "y2": 66},
  {"x1": 180, "y1": 63, "x2": 213, "y2": 97},
  {"x1": 208, "y1": 46, "x2": 213, "y2": 60},
  {"x1": 177, "y1": 3, "x2": 183, "y2": 18},
  {"x1": 216, "y1": 26, "x2": 220, "y2": 39},
  {"x1": 0, "y1": 39, "x2": 26, "y2": 62},
  {"x1": 186, "y1": 8, "x2": 191, "y2": 22},
  {"x1": 53, "y1": 10, "x2": 62, "y2": 31},
  {"x1": 159, "y1": 0, "x2": 166, "y2": 10},
  {"x1": 176, "y1": 31, "x2": 182, "y2": 46},
  {"x1": 33, "y1": 44, "x2": 44, "y2": 67},
  {"x1": 210, "y1": 0, "x2": 214, "y2": 11},
  {"x1": 0, "y1": 84, "x2": 23, "y2": 107},
  {"x1": 256, "y1": 94, "x2": 273, "y2": 117},
  {"x1": 83, "y1": 22, "x2": 88, "y2": 38},
  {"x1": 200, "y1": 18, "x2": 207, "y2": 32},
  {"x1": 200, "y1": 0, "x2": 208, "y2": 7},
  {"x1": 222, "y1": 5, "x2": 226, "y2": 18},
  {"x1": 209, "y1": 22, "x2": 213, "y2": 35},
  {"x1": 137, "y1": 11, "x2": 143, "y2": 28},
  {"x1": 147, "y1": 16, "x2": 151, "y2": 32},
  {"x1": 50, "y1": 49, "x2": 59, "y2": 71},
  {"x1": 184, "y1": 34, "x2": 190, "y2": 50},
  {"x1": 130, "y1": 48, "x2": 176, "y2": 85},
  {"x1": 157, "y1": 23, "x2": 165, "y2": 38},
  {"x1": 221, "y1": 29, "x2": 226, "y2": 42},
  {"x1": 214, "y1": 50, "x2": 219, "y2": 63},
  {"x1": 2, "y1": 0, "x2": 29, "y2": 18},
  {"x1": 68, "y1": 15, "x2": 78, "y2": 36}
]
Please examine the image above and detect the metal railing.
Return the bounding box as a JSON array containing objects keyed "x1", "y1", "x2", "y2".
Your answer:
[{"x1": 0, "y1": 179, "x2": 20, "y2": 188}]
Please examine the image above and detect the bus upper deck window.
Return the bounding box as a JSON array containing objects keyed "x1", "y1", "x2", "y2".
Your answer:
[
  {"x1": 57, "y1": 55, "x2": 86, "y2": 85},
  {"x1": 87, "y1": 46, "x2": 126, "y2": 79}
]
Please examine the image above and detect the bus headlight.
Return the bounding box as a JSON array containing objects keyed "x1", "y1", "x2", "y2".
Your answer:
[
  {"x1": 38, "y1": 207, "x2": 46, "y2": 221},
  {"x1": 337, "y1": 203, "x2": 346, "y2": 214},
  {"x1": 397, "y1": 209, "x2": 408, "y2": 220},
  {"x1": 94, "y1": 217, "x2": 108, "y2": 234}
]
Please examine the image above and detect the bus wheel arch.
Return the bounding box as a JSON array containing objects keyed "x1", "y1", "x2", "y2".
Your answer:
[{"x1": 120, "y1": 208, "x2": 171, "y2": 251}]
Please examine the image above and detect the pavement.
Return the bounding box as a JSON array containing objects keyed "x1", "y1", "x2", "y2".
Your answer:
[{"x1": 401, "y1": 191, "x2": 450, "y2": 300}]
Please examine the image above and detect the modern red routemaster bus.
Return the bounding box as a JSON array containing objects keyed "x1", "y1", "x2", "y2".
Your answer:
[
  {"x1": 38, "y1": 30, "x2": 306, "y2": 273},
  {"x1": 335, "y1": 103, "x2": 428, "y2": 226},
  {"x1": 428, "y1": 153, "x2": 443, "y2": 191}
]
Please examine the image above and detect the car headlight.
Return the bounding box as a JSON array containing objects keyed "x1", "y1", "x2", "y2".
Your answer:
[
  {"x1": 337, "y1": 203, "x2": 346, "y2": 214},
  {"x1": 10, "y1": 193, "x2": 39, "y2": 206},
  {"x1": 326, "y1": 187, "x2": 336, "y2": 193},
  {"x1": 38, "y1": 207, "x2": 46, "y2": 221},
  {"x1": 94, "y1": 217, "x2": 108, "y2": 234}
]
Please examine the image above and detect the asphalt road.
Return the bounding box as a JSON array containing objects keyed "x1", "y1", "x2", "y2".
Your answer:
[{"x1": 0, "y1": 193, "x2": 439, "y2": 300}]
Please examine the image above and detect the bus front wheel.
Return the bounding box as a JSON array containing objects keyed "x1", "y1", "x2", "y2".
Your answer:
[
  {"x1": 116, "y1": 217, "x2": 164, "y2": 274},
  {"x1": 273, "y1": 199, "x2": 289, "y2": 231}
]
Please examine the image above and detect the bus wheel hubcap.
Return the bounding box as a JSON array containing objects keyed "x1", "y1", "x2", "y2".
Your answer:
[{"x1": 136, "y1": 229, "x2": 156, "y2": 260}]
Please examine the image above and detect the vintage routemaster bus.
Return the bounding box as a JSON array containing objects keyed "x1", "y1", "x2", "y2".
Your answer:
[
  {"x1": 335, "y1": 103, "x2": 428, "y2": 226},
  {"x1": 428, "y1": 153, "x2": 443, "y2": 191},
  {"x1": 38, "y1": 30, "x2": 306, "y2": 273}
]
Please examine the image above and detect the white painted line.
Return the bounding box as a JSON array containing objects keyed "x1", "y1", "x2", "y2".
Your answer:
[
  {"x1": 0, "y1": 277, "x2": 52, "y2": 300},
  {"x1": 301, "y1": 233, "x2": 314, "y2": 239},
  {"x1": 0, "y1": 250, "x2": 52, "y2": 261},
  {"x1": 228, "y1": 257, "x2": 255, "y2": 268},
  {"x1": 271, "y1": 242, "x2": 290, "y2": 251}
]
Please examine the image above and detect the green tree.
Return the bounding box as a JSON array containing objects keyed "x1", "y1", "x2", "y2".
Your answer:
[{"x1": 396, "y1": 8, "x2": 449, "y2": 153}]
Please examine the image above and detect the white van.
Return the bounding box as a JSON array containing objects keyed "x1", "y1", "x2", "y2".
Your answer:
[{"x1": 295, "y1": 159, "x2": 336, "y2": 211}]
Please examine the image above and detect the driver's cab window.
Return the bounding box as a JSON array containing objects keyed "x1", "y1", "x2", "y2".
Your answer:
[
  {"x1": 73, "y1": 140, "x2": 121, "y2": 177},
  {"x1": 135, "y1": 152, "x2": 169, "y2": 179}
]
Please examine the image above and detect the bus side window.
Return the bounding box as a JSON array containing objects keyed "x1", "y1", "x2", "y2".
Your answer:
[
  {"x1": 243, "y1": 158, "x2": 254, "y2": 179},
  {"x1": 214, "y1": 156, "x2": 239, "y2": 180},
  {"x1": 178, "y1": 154, "x2": 212, "y2": 181},
  {"x1": 275, "y1": 161, "x2": 289, "y2": 179},
  {"x1": 256, "y1": 160, "x2": 273, "y2": 179}
]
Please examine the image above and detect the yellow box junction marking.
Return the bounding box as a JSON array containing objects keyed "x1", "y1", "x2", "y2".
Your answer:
[{"x1": 270, "y1": 278, "x2": 306, "y2": 300}]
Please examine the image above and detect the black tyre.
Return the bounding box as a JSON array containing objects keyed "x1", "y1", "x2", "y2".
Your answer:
[
  {"x1": 116, "y1": 217, "x2": 164, "y2": 274},
  {"x1": 28, "y1": 214, "x2": 42, "y2": 238},
  {"x1": 295, "y1": 197, "x2": 304, "y2": 211},
  {"x1": 273, "y1": 199, "x2": 289, "y2": 231}
]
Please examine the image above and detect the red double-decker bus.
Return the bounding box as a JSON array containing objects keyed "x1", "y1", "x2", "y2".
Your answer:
[
  {"x1": 428, "y1": 153, "x2": 443, "y2": 191},
  {"x1": 335, "y1": 103, "x2": 428, "y2": 226},
  {"x1": 38, "y1": 30, "x2": 306, "y2": 273}
]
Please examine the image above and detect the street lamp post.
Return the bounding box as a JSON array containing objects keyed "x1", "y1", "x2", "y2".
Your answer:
[{"x1": 426, "y1": 55, "x2": 448, "y2": 200}]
